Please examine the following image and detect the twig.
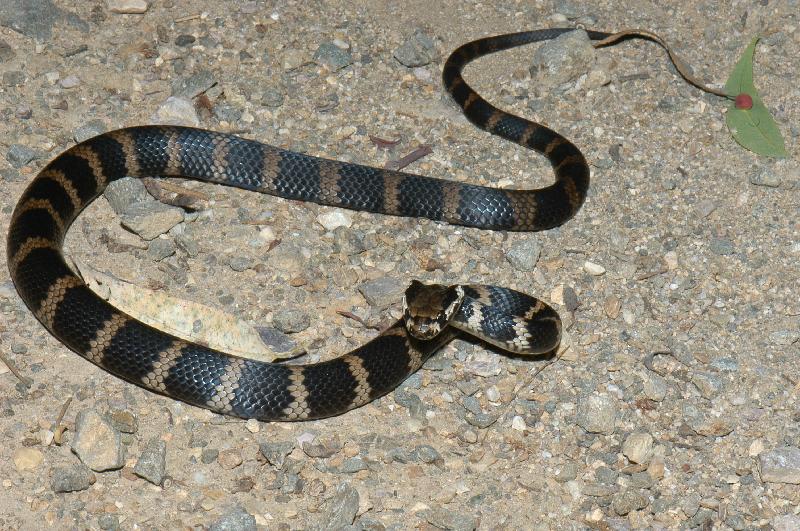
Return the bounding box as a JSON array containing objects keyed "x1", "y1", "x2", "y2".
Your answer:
[
  {"x1": 385, "y1": 145, "x2": 433, "y2": 171},
  {"x1": 636, "y1": 267, "x2": 668, "y2": 281},
  {"x1": 0, "y1": 351, "x2": 32, "y2": 387},
  {"x1": 174, "y1": 14, "x2": 201, "y2": 23},
  {"x1": 593, "y1": 29, "x2": 730, "y2": 98},
  {"x1": 337, "y1": 311, "x2": 380, "y2": 330},
  {"x1": 369, "y1": 135, "x2": 402, "y2": 149},
  {"x1": 51, "y1": 395, "x2": 73, "y2": 445}
]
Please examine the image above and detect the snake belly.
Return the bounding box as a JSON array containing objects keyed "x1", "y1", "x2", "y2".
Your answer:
[{"x1": 6, "y1": 28, "x2": 607, "y2": 421}]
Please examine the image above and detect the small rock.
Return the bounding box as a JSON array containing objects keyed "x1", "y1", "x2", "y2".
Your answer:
[
  {"x1": 749, "y1": 168, "x2": 781, "y2": 187},
  {"x1": 505, "y1": 239, "x2": 541, "y2": 272},
  {"x1": 228, "y1": 256, "x2": 253, "y2": 272},
  {"x1": 260, "y1": 87, "x2": 285, "y2": 108},
  {"x1": 414, "y1": 445, "x2": 441, "y2": 464},
  {"x1": 210, "y1": 506, "x2": 256, "y2": 531},
  {"x1": 245, "y1": 419, "x2": 259, "y2": 433},
  {"x1": 0, "y1": 39, "x2": 15, "y2": 62},
  {"x1": 74, "y1": 120, "x2": 107, "y2": 143},
  {"x1": 322, "y1": 483, "x2": 359, "y2": 529},
  {"x1": 104, "y1": 177, "x2": 151, "y2": 214},
  {"x1": 59, "y1": 75, "x2": 80, "y2": 88},
  {"x1": 313, "y1": 42, "x2": 353, "y2": 71},
  {"x1": 358, "y1": 277, "x2": 406, "y2": 308},
  {"x1": 555, "y1": 461, "x2": 578, "y2": 482},
  {"x1": 691, "y1": 371, "x2": 723, "y2": 398},
  {"x1": 6, "y1": 144, "x2": 37, "y2": 168},
  {"x1": 583, "y1": 261, "x2": 606, "y2": 276},
  {"x1": 317, "y1": 211, "x2": 353, "y2": 231},
  {"x1": 151, "y1": 96, "x2": 200, "y2": 127},
  {"x1": 171, "y1": 70, "x2": 216, "y2": 99},
  {"x1": 71, "y1": 409, "x2": 125, "y2": 471},
  {"x1": 422, "y1": 507, "x2": 477, "y2": 531},
  {"x1": 255, "y1": 326, "x2": 298, "y2": 354},
  {"x1": 759, "y1": 447, "x2": 800, "y2": 484},
  {"x1": 622, "y1": 432, "x2": 654, "y2": 464},
  {"x1": 282, "y1": 49, "x2": 305, "y2": 71},
  {"x1": 709, "y1": 237, "x2": 734, "y2": 256},
  {"x1": 13, "y1": 448, "x2": 43, "y2": 471},
  {"x1": 51, "y1": 463, "x2": 96, "y2": 493},
  {"x1": 773, "y1": 514, "x2": 800, "y2": 531},
  {"x1": 0, "y1": 0, "x2": 88, "y2": 40},
  {"x1": 147, "y1": 238, "x2": 176, "y2": 261},
  {"x1": 394, "y1": 30, "x2": 438, "y2": 67},
  {"x1": 107, "y1": 0, "x2": 149, "y2": 14},
  {"x1": 511, "y1": 415, "x2": 527, "y2": 431},
  {"x1": 643, "y1": 374, "x2": 668, "y2": 401},
  {"x1": 120, "y1": 201, "x2": 185, "y2": 240},
  {"x1": 529, "y1": 30, "x2": 595, "y2": 91},
  {"x1": 272, "y1": 309, "x2": 310, "y2": 334},
  {"x1": 218, "y1": 449, "x2": 243, "y2": 470},
  {"x1": 259, "y1": 441, "x2": 294, "y2": 468},
  {"x1": 576, "y1": 394, "x2": 617, "y2": 434},
  {"x1": 612, "y1": 489, "x2": 648, "y2": 516},
  {"x1": 341, "y1": 457, "x2": 369, "y2": 473},
  {"x1": 133, "y1": 437, "x2": 166, "y2": 485},
  {"x1": 174, "y1": 34, "x2": 195, "y2": 47}
]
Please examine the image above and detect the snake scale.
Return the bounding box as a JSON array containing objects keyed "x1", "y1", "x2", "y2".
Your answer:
[{"x1": 7, "y1": 28, "x2": 612, "y2": 421}]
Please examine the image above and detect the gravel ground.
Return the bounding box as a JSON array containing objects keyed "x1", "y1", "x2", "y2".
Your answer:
[{"x1": 1, "y1": 1, "x2": 799, "y2": 529}]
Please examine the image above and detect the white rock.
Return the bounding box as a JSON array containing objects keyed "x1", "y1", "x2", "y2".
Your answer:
[
  {"x1": 583, "y1": 261, "x2": 606, "y2": 276},
  {"x1": 107, "y1": 0, "x2": 149, "y2": 14},
  {"x1": 245, "y1": 419, "x2": 260, "y2": 433},
  {"x1": 317, "y1": 211, "x2": 352, "y2": 231},
  {"x1": 622, "y1": 432, "x2": 654, "y2": 464},
  {"x1": 511, "y1": 416, "x2": 527, "y2": 431},
  {"x1": 151, "y1": 96, "x2": 199, "y2": 127}
]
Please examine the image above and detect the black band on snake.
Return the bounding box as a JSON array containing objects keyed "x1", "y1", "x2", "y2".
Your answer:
[{"x1": 7, "y1": 28, "x2": 608, "y2": 421}]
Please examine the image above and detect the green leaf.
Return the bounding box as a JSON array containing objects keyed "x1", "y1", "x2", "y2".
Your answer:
[{"x1": 724, "y1": 37, "x2": 787, "y2": 158}]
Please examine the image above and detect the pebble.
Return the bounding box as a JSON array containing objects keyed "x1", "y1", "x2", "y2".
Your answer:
[
  {"x1": 358, "y1": 277, "x2": 406, "y2": 308},
  {"x1": 228, "y1": 255, "x2": 253, "y2": 272},
  {"x1": 511, "y1": 415, "x2": 527, "y2": 431},
  {"x1": 759, "y1": 447, "x2": 800, "y2": 484},
  {"x1": 59, "y1": 75, "x2": 80, "y2": 88},
  {"x1": 313, "y1": 42, "x2": 353, "y2": 71},
  {"x1": 107, "y1": 0, "x2": 150, "y2": 14},
  {"x1": 120, "y1": 201, "x2": 185, "y2": 241},
  {"x1": 244, "y1": 419, "x2": 259, "y2": 433},
  {"x1": 0, "y1": 39, "x2": 15, "y2": 62},
  {"x1": 622, "y1": 432, "x2": 654, "y2": 464},
  {"x1": 583, "y1": 261, "x2": 606, "y2": 276},
  {"x1": 255, "y1": 327, "x2": 298, "y2": 354},
  {"x1": 321, "y1": 483, "x2": 359, "y2": 529},
  {"x1": 529, "y1": 29, "x2": 596, "y2": 91},
  {"x1": 555, "y1": 461, "x2": 578, "y2": 482},
  {"x1": 172, "y1": 70, "x2": 216, "y2": 99},
  {"x1": 209, "y1": 506, "x2": 256, "y2": 531},
  {"x1": 749, "y1": 167, "x2": 781, "y2": 187},
  {"x1": 393, "y1": 30, "x2": 437, "y2": 67},
  {"x1": 612, "y1": 489, "x2": 648, "y2": 516},
  {"x1": 341, "y1": 457, "x2": 368, "y2": 473},
  {"x1": 259, "y1": 441, "x2": 294, "y2": 468},
  {"x1": 709, "y1": 237, "x2": 735, "y2": 256},
  {"x1": 104, "y1": 177, "x2": 151, "y2": 214},
  {"x1": 422, "y1": 508, "x2": 477, "y2": 531},
  {"x1": 317, "y1": 211, "x2": 353, "y2": 231},
  {"x1": 576, "y1": 394, "x2": 617, "y2": 434},
  {"x1": 773, "y1": 514, "x2": 800, "y2": 531},
  {"x1": 1, "y1": 0, "x2": 88, "y2": 40},
  {"x1": 147, "y1": 238, "x2": 176, "y2": 261},
  {"x1": 6, "y1": 144, "x2": 37, "y2": 168},
  {"x1": 74, "y1": 119, "x2": 107, "y2": 142},
  {"x1": 51, "y1": 463, "x2": 96, "y2": 493},
  {"x1": 71, "y1": 409, "x2": 125, "y2": 472},
  {"x1": 272, "y1": 309, "x2": 310, "y2": 334},
  {"x1": 150, "y1": 96, "x2": 200, "y2": 127},
  {"x1": 13, "y1": 447, "x2": 43, "y2": 471},
  {"x1": 133, "y1": 437, "x2": 167, "y2": 485},
  {"x1": 505, "y1": 239, "x2": 541, "y2": 272},
  {"x1": 414, "y1": 445, "x2": 441, "y2": 464}
]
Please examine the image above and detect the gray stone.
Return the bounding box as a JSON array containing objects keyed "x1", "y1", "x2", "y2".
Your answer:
[
  {"x1": 255, "y1": 326, "x2": 298, "y2": 354},
  {"x1": 259, "y1": 441, "x2": 294, "y2": 468},
  {"x1": 74, "y1": 120, "x2": 107, "y2": 143},
  {"x1": 172, "y1": 70, "x2": 216, "y2": 99},
  {"x1": 175, "y1": 232, "x2": 200, "y2": 257},
  {"x1": 358, "y1": 277, "x2": 406, "y2": 308},
  {"x1": 120, "y1": 201, "x2": 185, "y2": 240},
  {"x1": 576, "y1": 394, "x2": 617, "y2": 434},
  {"x1": 773, "y1": 514, "x2": 800, "y2": 531},
  {"x1": 6, "y1": 144, "x2": 37, "y2": 168},
  {"x1": 0, "y1": 0, "x2": 88, "y2": 40},
  {"x1": 393, "y1": 387, "x2": 426, "y2": 419},
  {"x1": 147, "y1": 238, "x2": 176, "y2": 261},
  {"x1": 414, "y1": 445, "x2": 441, "y2": 464},
  {"x1": 555, "y1": 461, "x2": 578, "y2": 482},
  {"x1": 272, "y1": 309, "x2": 310, "y2": 334},
  {"x1": 0, "y1": 39, "x2": 15, "y2": 62},
  {"x1": 341, "y1": 457, "x2": 369, "y2": 473},
  {"x1": 750, "y1": 167, "x2": 781, "y2": 187},
  {"x1": 691, "y1": 371, "x2": 723, "y2": 398},
  {"x1": 529, "y1": 30, "x2": 595, "y2": 91},
  {"x1": 51, "y1": 463, "x2": 96, "y2": 492},
  {"x1": 759, "y1": 447, "x2": 800, "y2": 484},
  {"x1": 133, "y1": 437, "x2": 167, "y2": 485},
  {"x1": 465, "y1": 411, "x2": 498, "y2": 429},
  {"x1": 210, "y1": 506, "x2": 256, "y2": 531},
  {"x1": 394, "y1": 30, "x2": 437, "y2": 67},
  {"x1": 709, "y1": 237, "x2": 735, "y2": 256},
  {"x1": 97, "y1": 513, "x2": 120, "y2": 530},
  {"x1": 151, "y1": 96, "x2": 200, "y2": 127},
  {"x1": 228, "y1": 256, "x2": 253, "y2": 272},
  {"x1": 422, "y1": 508, "x2": 477, "y2": 531},
  {"x1": 260, "y1": 87, "x2": 285, "y2": 108},
  {"x1": 505, "y1": 239, "x2": 541, "y2": 272},
  {"x1": 71, "y1": 409, "x2": 125, "y2": 471},
  {"x1": 104, "y1": 177, "x2": 151, "y2": 214},
  {"x1": 612, "y1": 489, "x2": 648, "y2": 516},
  {"x1": 313, "y1": 42, "x2": 353, "y2": 71},
  {"x1": 321, "y1": 483, "x2": 359, "y2": 529}
]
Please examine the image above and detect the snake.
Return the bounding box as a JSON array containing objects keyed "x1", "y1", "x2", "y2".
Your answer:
[{"x1": 7, "y1": 28, "x2": 609, "y2": 421}]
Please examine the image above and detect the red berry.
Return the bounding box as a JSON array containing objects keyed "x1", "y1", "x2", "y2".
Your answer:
[{"x1": 735, "y1": 93, "x2": 753, "y2": 110}]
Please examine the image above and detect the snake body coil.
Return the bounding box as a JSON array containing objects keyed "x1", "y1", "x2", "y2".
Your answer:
[{"x1": 7, "y1": 29, "x2": 609, "y2": 420}]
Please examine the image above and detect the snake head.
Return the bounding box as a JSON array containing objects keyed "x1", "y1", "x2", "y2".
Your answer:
[{"x1": 402, "y1": 281, "x2": 465, "y2": 340}]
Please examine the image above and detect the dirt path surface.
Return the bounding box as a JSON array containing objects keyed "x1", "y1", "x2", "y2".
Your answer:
[{"x1": 1, "y1": 1, "x2": 798, "y2": 529}]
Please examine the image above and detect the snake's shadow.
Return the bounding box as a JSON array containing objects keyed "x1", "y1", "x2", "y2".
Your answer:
[{"x1": 452, "y1": 332, "x2": 559, "y2": 364}]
